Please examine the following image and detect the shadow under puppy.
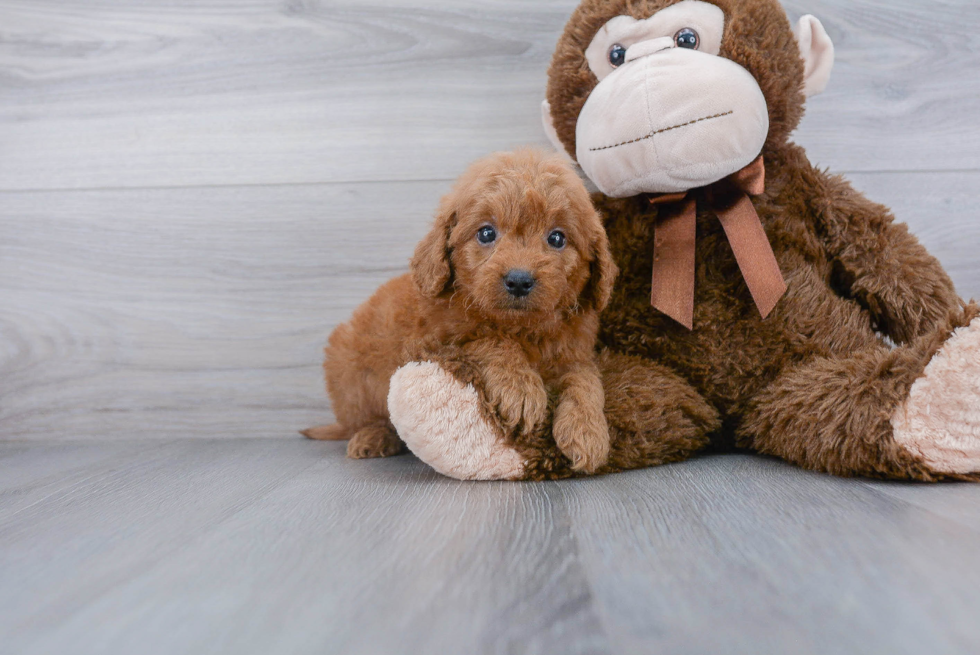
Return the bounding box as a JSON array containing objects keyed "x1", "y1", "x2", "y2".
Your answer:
[{"x1": 304, "y1": 149, "x2": 618, "y2": 475}]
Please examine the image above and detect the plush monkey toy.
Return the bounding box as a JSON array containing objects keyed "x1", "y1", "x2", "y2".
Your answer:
[{"x1": 387, "y1": 0, "x2": 980, "y2": 481}]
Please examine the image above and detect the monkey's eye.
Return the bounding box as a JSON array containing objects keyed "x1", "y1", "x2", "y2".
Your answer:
[
  {"x1": 476, "y1": 225, "x2": 497, "y2": 245},
  {"x1": 674, "y1": 28, "x2": 699, "y2": 49},
  {"x1": 547, "y1": 230, "x2": 567, "y2": 249},
  {"x1": 608, "y1": 44, "x2": 627, "y2": 68}
]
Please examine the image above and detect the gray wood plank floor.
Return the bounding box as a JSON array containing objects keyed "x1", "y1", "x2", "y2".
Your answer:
[
  {"x1": 3, "y1": 441, "x2": 980, "y2": 655},
  {"x1": 2, "y1": 0, "x2": 980, "y2": 653}
]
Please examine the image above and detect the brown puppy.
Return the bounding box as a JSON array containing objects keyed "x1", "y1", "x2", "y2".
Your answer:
[{"x1": 304, "y1": 149, "x2": 618, "y2": 473}]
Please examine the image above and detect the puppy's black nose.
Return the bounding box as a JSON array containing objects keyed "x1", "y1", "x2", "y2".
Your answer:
[{"x1": 503, "y1": 270, "x2": 536, "y2": 298}]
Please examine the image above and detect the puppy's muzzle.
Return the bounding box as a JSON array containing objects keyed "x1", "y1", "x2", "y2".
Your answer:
[{"x1": 503, "y1": 269, "x2": 536, "y2": 298}]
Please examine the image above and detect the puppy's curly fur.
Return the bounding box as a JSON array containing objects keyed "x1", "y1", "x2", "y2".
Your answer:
[{"x1": 304, "y1": 149, "x2": 618, "y2": 473}]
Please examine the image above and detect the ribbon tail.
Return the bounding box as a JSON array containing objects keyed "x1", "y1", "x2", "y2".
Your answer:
[
  {"x1": 716, "y1": 193, "x2": 787, "y2": 319},
  {"x1": 651, "y1": 196, "x2": 697, "y2": 330}
]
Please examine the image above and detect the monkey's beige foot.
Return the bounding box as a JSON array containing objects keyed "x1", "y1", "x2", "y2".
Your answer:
[
  {"x1": 892, "y1": 319, "x2": 980, "y2": 475},
  {"x1": 387, "y1": 362, "x2": 527, "y2": 481}
]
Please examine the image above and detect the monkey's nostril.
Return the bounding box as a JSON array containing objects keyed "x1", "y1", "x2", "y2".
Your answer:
[{"x1": 503, "y1": 270, "x2": 536, "y2": 298}]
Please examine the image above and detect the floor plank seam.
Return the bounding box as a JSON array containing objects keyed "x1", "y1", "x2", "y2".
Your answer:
[{"x1": 553, "y1": 482, "x2": 623, "y2": 655}]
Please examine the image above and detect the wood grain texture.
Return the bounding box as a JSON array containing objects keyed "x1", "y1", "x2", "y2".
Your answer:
[
  {"x1": 0, "y1": 0, "x2": 979, "y2": 192},
  {"x1": 0, "y1": 0, "x2": 569, "y2": 191},
  {"x1": 0, "y1": 440, "x2": 320, "y2": 648},
  {"x1": 788, "y1": 0, "x2": 980, "y2": 173},
  {"x1": 862, "y1": 479, "x2": 980, "y2": 535},
  {"x1": 1, "y1": 439, "x2": 609, "y2": 655},
  {"x1": 0, "y1": 181, "x2": 444, "y2": 439},
  {"x1": 561, "y1": 456, "x2": 980, "y2": 654},
  {"x1": 3, "y1": 443, "x2": 980, "y2": 655},
  {"x1": 0, "y1": 441, "x2": 150, "y2": 520}
]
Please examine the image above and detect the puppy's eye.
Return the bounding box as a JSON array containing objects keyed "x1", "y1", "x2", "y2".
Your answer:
[
  {"x1": 547, "y1": 230, "x2": 567, "y2": 249},
  {"x1": 608, "y1": 44, "x2": 627, "y2": 68},
  {"x1": 674, "y1": 28, "x2": 699, "y2": 50},
  {"x1": 476, "y1": 225, "x2": 497, "y2": 245}
]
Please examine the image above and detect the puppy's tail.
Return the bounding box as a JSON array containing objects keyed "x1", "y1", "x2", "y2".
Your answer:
[{"x1": 301, "y1": 424, "x2": 349, "y2": 441}]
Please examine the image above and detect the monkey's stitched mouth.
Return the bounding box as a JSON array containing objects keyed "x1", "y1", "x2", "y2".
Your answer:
[{"x1": 589, "y1": 110, "x2": 734, "y2": 152}]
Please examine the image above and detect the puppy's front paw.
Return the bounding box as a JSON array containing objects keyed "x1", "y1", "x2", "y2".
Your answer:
[
  {"x1": 553, "y1": 399, "x2": 610, "y2": 474},
  {"x1": 489, "y1": 371, "x2": 549, "y2": 435}
]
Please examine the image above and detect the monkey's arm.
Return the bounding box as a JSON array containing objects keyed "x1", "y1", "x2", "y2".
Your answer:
[{"x1": 812, "y1": 171, "x2": 961, "y2": 344}]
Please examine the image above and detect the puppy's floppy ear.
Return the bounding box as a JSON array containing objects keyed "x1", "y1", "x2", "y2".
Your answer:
[
  {"x1": 581, "y1": 211, "x2": 618, "y2": 312},
  {"x1": 411, "y1": 199, "x2": 456, "y2": 298}
]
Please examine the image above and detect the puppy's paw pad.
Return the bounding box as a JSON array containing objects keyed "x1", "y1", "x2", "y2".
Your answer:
[
  {"x1": 893, "y1": 319, "x2": 980, "y2": 474},
  {"x1": 388, "y1": 362, "x2": 526, "y2": 480}
]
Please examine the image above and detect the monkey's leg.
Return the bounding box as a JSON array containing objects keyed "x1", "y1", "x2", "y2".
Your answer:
[
  {"x1": 739, "y1": 307, "x2": 980, "y2": 481},
  {"x1": 600, "y1": 351, "x2": 720, "y2": 471},
  {"x1": 515, "y1": 351, "x2": 719, "y2": 479},
  {"x1": 388, "y1": 352, "x2": 718, "y2": 481}
]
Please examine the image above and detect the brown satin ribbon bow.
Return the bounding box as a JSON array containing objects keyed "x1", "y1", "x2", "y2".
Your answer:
[{"x1": 647, "y1": 156, "x2": 786, "y2": 330}]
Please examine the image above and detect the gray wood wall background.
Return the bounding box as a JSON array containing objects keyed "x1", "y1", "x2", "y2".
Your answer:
[{"x1": 2, "y1": 0, "x2": 979, "y2": 441}]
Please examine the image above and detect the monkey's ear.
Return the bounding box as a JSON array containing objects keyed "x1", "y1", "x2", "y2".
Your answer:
[
  {"x1": 582, "y1": 219, "x2": 618, "y2": 313},
  {"x1": 794, "y1": 15, "x2": 835, "y2": 98},
  {"x1": 411, "y1": 205, "x2": 455, "y2": 298},
  {"x1": 541, "y1": 100, "x2": 577, "y2": 164}
]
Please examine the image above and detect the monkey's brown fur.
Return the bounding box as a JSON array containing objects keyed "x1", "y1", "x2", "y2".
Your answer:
[
  {"x1": 305, "y1": 149, "x2": 619, "y2": 473},
  {"x1": 504, "y1": 0, "x2": 978, "y2": 481}
]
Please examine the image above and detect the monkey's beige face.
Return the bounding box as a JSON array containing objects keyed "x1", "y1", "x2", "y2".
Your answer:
[
  {"x1": 578, "y1": 0, "x2": 767, "y2": 196},
  {"x1": 447, "y1": 179, "x2": 595, "y2": 321},
  {"x1": 543, "y1": 0, "x2": 835, "y2": 198}
]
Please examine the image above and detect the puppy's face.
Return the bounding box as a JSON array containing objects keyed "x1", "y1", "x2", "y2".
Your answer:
[
  {"x1": 412, "y1": 150, "x2": 616, "y2": 323},
  {"x1": 449, "y1": 183, "x2": 586, "y2": 319}
]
